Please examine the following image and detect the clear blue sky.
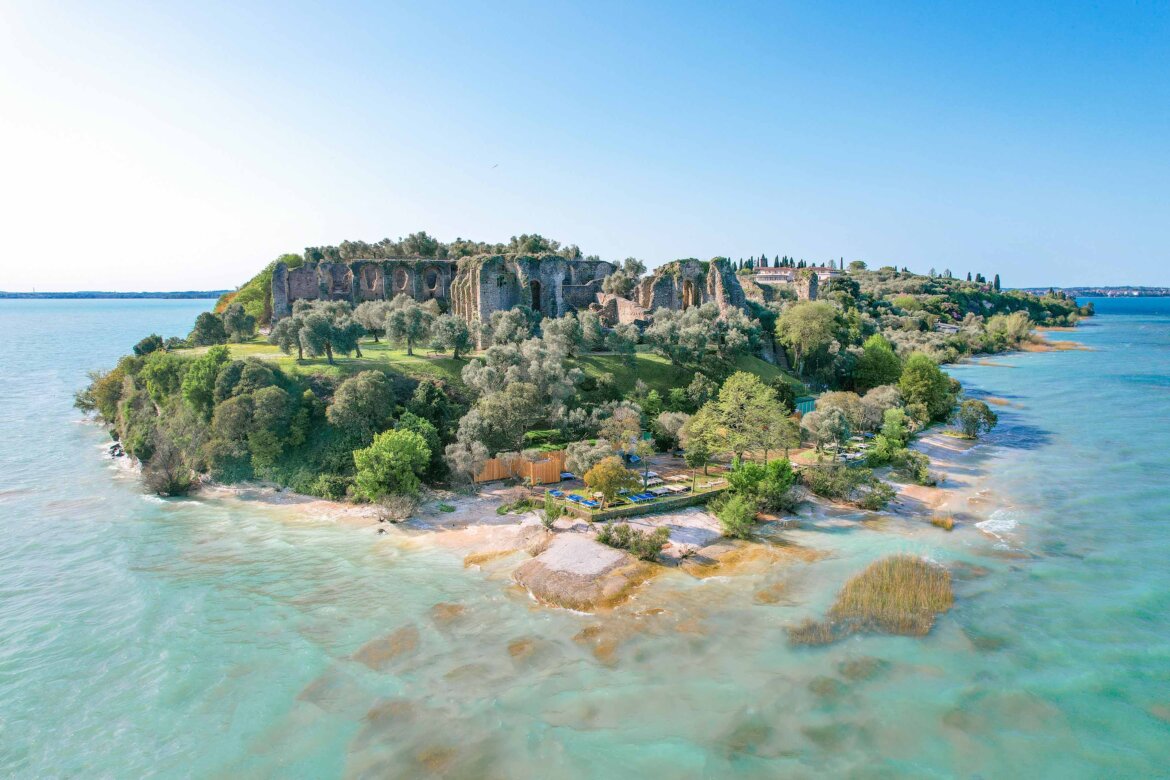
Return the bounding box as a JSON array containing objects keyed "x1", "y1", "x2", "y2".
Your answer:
[{"x1": 1, "y1": 0, "x2": 1166, "y2": 290}]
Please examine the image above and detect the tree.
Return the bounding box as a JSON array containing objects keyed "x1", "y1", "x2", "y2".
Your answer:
[
  {"x1": 727, "y1": 459, "x2": 767, "y2": 499},
  {"x1": 564, "y1": 440, "x2": 612, "y2": 476},
  {"x1": 707, "y1": 371, "x2": 782, "y2": 461},
  {"x1": 295, "y1": 301, "x2": 363, "y2": 364},
  {"x1": 993, "y1": 273, "x2": 1001, "y2": 292},
  {"x1": 956, "y1": 399, "x2": 998, "y2": 439},
  {"x1": 683, "y1": 439, "x2": 711, "y2": 491},
  {"x1": 769, "y1": 378, "x2": 797, "y2": 414},
  {"x1": 427, "y1": 313, "x2": 472, "y2": 360},
  {"x1": 470, "y1": 382, "x2": 546, "y2": 452},
  {"x1": 133, "y1": 334, "x2": 164, "y2": 356},
  {"x1": 605, "y1": 323, "x2": 638, "y2": 366},
  {"x1": 774, "y1": 301, "x2": 840, "y2": 376},
  {"x1": 853, "y1": 334, "x2": 902, "y2": 392},
  {"x1": 802, "y1": 408, "x2": 850, "y2": 459},
  {"x1": 578, "y1": 310, "x2": 605, "y2": 351},
  {"x1": 248, "y1": 385, "x2": 293, "y2": 469},
  {"x1": 444, "y1": 438, "x2": 489, "y2": 484},
  {"x1": 653, "y1": 411, "x2": 690, "y2": 451},
  {"x1": 221, "y1": 302, "x2": 256, "y2": 342},
  {"x1": 816, "y1": 391, "x2": 866, "y2": 433},
  {"x1": 687, "y1": 374, "x2": 719, "y2": 408},
  {"x1": 326, "y1": 370, "x2": 395, "y2": 444},
  {"x1": 599, "y1": 404, "x2": 642, "y2": 453},
  {"x1": 352, "y1": 428, "x2": 431, "y2": 500},
  {"x1": 188, "y1": 311, "x2": 227, "y2": 346},
  {"x1": 899, "y1": 353, "x2": 957, "y2": 423},
  {"x1": 758, "y1": 458, "x2": 797, "y2": 511},
  {"x1": 354, "y1": 300, "x2": 393, "y2": 342},
  {"x1": 860, "y1": 385, "x2": 903, "y2": 432},
  {"x1": 395, "y1": 411, "x2": 444, "y2": 480},
  {"x1": 601, "y1": 257, "x2": 646, "y2": 297},
  {"x1": 540, "y1": 313, "x2": 584, "y2": 357},
  {"x1": 583, "y1": 456, "x2": 640, "y2": 508},
  {"x1": 384, "y1": 295, "x2": 436, "y2": 356},
  {"x1": 269, "y1": 314, "x2": 305, "y2": 360},
  {"x1": 405, "y1": 379, "x2": 461, "y2": 441},
  {"x1": 487, "y1": 308, "x2": 535, "y2": 346},
  {"x1": 180, "y1": 345, "x2": 230, "y2": 419}
]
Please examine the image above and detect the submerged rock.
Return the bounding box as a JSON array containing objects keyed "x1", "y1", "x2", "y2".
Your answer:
[
  {"x1": 512, "y1": 534, "x2": 652, "y2": 612},
  {"x1": 351, "y1": 624, "x2": 420, "y2": 670}
]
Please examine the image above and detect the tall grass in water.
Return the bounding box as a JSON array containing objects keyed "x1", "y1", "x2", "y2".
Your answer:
[{"x1": 788, "y1": 555, "x2": 954, "y2": 646}]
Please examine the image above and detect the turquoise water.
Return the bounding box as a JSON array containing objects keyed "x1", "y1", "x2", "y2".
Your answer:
[{"x1": 1, "y1": 298, "x2": 1168, "y2": 777}]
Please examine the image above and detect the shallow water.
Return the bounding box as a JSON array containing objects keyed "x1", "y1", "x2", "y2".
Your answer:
[{"x1": 1, "y1": 297, "x2": 1168, "y2": 777}]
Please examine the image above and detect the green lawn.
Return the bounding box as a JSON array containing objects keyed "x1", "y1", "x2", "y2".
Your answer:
[
  {"x1": 183, "y1": 338, "x2": 806, "y2": 396},
  {"x1": 182, "y1": 338, "x2": 469, "y2": 385}
]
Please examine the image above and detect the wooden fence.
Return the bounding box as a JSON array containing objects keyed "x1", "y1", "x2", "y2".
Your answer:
[{"x1": 474, "y1": 450, "x2": 566, "y2": 486}]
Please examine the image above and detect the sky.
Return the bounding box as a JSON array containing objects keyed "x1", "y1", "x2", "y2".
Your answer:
[{"x1": 0, "y1": 1, "x2": 1166, "y2": 291}]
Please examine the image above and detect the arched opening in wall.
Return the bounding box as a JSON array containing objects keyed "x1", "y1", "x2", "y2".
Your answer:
[
  {"x1": 423, "y1": 267, "x2": 440, "y2": 300},
  {"x1": 682, "y1": 279, "x2": 695, "y2": 309},
  {"x1": 393, "y1": 268, "x2": 409, "y2": 295},
  {"x1": 530, "y1": 280, "x2": 542, "y2": 313}
]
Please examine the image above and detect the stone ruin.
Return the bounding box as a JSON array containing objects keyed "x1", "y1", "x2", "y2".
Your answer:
[
  {"x1": 592, "y1": 258, "x2": 751, "y2": 326},
  {"x1": 270, "y1": 252, "x2": 797, "y2": 350},
  {"x1": 272, "y1": 255, "x2": 614, "y2": 335}
]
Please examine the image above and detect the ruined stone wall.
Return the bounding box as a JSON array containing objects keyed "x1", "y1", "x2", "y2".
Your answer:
[
  {"x1": 594, "y1": 293, "x2": 649, "y2": 326},
  {"x1": 795, "y1": 270, "x2": 819, "y2": 301},
  {"x1": 446, "y1": 254, "x2": 615, "y2": 345},
  {"x1": 271, "y1": 258, "x2": 457, "y2": 319},
  {"x1": 632, "y1": 258, "x2": 747, "y2": 314}
]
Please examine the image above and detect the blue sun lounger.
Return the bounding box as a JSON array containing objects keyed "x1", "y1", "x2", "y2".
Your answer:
[
  {"x1": 582, "y1": 499, "x2": 600, "y2": 509},
  {"x1": 548, "y1": 489, "x2": 564, "y2": 498},
  {"x1": 568, "y1": 494, "x2": 584, "y2": 503}
]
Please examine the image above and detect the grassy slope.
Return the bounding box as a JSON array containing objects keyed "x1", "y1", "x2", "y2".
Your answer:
[
  {"x1": 184, "y1": 339, "x2": 807, "y2": 396},
  {"x1": 183, "y1": 339, "x2": 470, "y2": 386}
]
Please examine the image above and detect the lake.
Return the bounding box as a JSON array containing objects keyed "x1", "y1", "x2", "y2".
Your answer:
[{"x1": 0, "y1": 297, "x2": 1167, "y2": 777}]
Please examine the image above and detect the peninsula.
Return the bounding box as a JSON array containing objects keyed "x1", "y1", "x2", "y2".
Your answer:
[{"x1": 76, "y1": 231, "x2": 1091, "y2": 631}]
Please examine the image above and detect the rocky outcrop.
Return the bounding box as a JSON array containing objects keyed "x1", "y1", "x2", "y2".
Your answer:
[{"x1": 512, "y1": 534, "x2": 652, "y2": 611}]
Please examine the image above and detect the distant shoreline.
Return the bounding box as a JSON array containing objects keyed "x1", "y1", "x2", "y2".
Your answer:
[{"x1": 0, "y1": 291, "x2": 228, "y2": 300}]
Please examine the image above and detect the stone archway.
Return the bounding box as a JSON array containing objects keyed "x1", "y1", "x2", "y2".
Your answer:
[
  {"x1": 682, "y1": 279, "x2": 696, "y2": 309},
  {"x1": 393, "y1": 267, "x2": 409, "y2": 295},
  {"x1": 530, "y1": 280, "x2": 542, "y2": 313}
]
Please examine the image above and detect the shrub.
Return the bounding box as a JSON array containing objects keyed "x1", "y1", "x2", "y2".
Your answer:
[
  {"x1": 596, "y1": 523, "x2": 670, "y2": 561},
  {"x1": 542, "y1": 493, "x2": 563, "y2": 529},
  {"x1": 309, "y1": 473, "x2": 352, "y2": 500},
  {"x1": 497, "y1": 498, "x2": 537, "y2": 515},
  {"x1": 377, "y1": 493, "x2": 419, "y2": 523},
  {"x1": 352, "y1": 428, "x2": 431, "y2": 501},
  {"x1": 437, "y1": 502, "x2": 456, "y2": 513},
  {"x1": 930, "y1": 515, "x2": 955, "y2": 531},
  {"x1": 856, "y1": 480, "x2": 896, "y2": 510},
  {"x1": 712, "y1": 493, "x2": 758, "y2": 539},
  {"x1": 142, "y1": 434, "x2": 193, "y2": 497},
  {"x1": 802, "y1": 465, "x2": 895, "y2": 510},
  {"x1": 891, "y1": 449, "x2": 934, "y2": 486}
]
